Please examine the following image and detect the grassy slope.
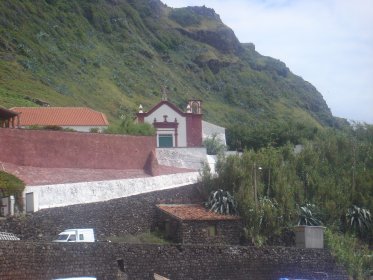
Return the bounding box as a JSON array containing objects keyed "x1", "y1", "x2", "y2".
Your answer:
[{"x1": 0, "y1": 0, "x2": 336, "y2": 128}]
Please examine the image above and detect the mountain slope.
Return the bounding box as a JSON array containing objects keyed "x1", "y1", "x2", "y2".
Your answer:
[{"x1": 0, "y1": 0, "x2": 337, "y2": 130}]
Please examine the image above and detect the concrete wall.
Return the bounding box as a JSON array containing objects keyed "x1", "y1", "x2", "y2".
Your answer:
[
  {"x1": 24, "y1": 172, "x2": 199, "y2": 211},
  {"x1": 0, "y1": 241, "x2": 349, "y2": 280},
  {"x1": 202, "y1": 120, "x2": 226, "y2": 146},
  {"x1": 0, "y1": 128, "x2": 155, "y2": 170},
  {"x1": 156, "y1": 147, "x2": 207, "y2": 170}
]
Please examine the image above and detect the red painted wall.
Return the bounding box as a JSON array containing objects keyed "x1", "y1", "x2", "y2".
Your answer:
[
  {"x1": 186, "y1": 115, "x2": 202, "y2": 147},
  {"x1": 0, "y1": 128, "x2": 156, "y2": 170}
]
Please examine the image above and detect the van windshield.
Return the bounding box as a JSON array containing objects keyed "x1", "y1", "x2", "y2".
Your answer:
[{"x1": 56, "y1": 234, "x2": 69, "y2": 241}]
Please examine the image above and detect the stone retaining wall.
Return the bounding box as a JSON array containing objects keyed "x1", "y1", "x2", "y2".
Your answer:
[
  {"x1": 0, "y1": 184, "x2": 203, "y2": 241},
  {"x1": 0, "y1": 241, "x2": 348, "y2": 280}
]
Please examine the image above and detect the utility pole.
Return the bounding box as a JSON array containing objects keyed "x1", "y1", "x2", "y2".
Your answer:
[
  {"x1": 253, "y1": 162, "x2": 258, "y2": 208},
  {"x1": 351, "y1": 137, "x2": 356, "y2": 200}
]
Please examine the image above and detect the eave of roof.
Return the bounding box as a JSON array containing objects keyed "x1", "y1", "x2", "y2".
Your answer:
[
  {"x1": 138, "y1": 100, "x2": 186, "y2": 117},
  {"x1": 156, "y1": 204, "x2": 240, "y2": 221}
]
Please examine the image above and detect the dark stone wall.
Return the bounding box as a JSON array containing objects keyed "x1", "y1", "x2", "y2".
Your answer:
[
  {"x1": 0, "y1": 184, "x2": 349, "y2": 279},
  {"x1": 0, "y1": 184, "x2": 202, "y2": 241},
  {"x1": 181, "y1": 220, "x2": 243, "y2": 245},
  {"x1": 0, "y1": 128, "x2": 156, "y2": 170},
  {"x1": 155, "y1": 206, "x2": 243, "y2": 245},
  {"x1": 154, "y1": 208, "x2": 243, "y2": 245},
  {"x1": 0, "y1": 241, "x2": 349, "y2": 280}
]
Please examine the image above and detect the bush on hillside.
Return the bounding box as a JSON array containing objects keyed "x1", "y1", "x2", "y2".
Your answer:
[{"x1": 104, "y1": 117, "x2": 155, "y2": 136}]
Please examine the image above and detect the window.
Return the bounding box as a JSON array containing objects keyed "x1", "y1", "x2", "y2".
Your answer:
[
  {"x1": 207, "y1": 225, "x2": 216, "y2": 237},
  {"x1": 56, "y1": 234, "x2": 69, "y2": 241},
  {"x1": 158, "y1": 134, "x2": 173, "y2": 148},
  {"x1": 79, "y1": 234, "x2": 84, "y2": 241},
  {"x1": 67, "y1": 234, "x2": 76, "y2": 241}
]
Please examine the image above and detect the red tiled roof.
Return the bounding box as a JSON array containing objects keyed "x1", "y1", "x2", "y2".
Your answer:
[
  {"x1": 10, "y1": 107, "x2": 109, "y2": 126},
  {"x1": 157, "y1": 204, "x2": 240, "y2": 221}
]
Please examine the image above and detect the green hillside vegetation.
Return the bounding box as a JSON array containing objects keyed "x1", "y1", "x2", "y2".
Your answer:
[
  {"x1": 0, "y1": 1, "x2": 371, "y2": 277},
  {"x1": 200, "y1": 123, "x2": 373, "y2": 279},
  {"x1": 0, "y1": 0, "x2": 341, "y2": 139}
]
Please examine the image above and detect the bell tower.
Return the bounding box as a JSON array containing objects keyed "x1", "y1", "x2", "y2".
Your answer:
[{"x1": 187, "y1": 100, "x2": 202, "y2": 114}]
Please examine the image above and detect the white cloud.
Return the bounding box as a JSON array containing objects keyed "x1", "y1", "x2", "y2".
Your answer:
[{"x1": 162, "y1": 0, "x2": 373, "y2": 123}]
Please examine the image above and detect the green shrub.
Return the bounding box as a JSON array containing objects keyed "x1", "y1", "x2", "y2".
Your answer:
[
  {"x1": 104, "y1": 117, "x2": 155, "y2": 136},
  {"x1": 297, "y1": 203, "x2": 323, "y2": 226},
  {"x1": 0, "y1": 171, "x2": 25, "y2": 211},
  {"x1": 89, "y1": 127, "x2": 100, "y2": 133},
  {"x1": 345, "y1": 205, "x2": 372, "y2": 239},
  {"x1": 203, "y1": 134, "x2": 225, "y2": 155},
  {"x1": 107, "y1": 231, "x2": 169, "y2": 244},
  {"x1": 325, "y1": 229, "x2": 372, "y2": 280},
  {"x1": 204, "y1": 189, "x2": 238, "y2": 215}
]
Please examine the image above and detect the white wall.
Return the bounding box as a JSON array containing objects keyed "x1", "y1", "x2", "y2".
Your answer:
[
  {"x1": 24, "y1": 172, "x2": 199, "y2": 211},
  {"x1": 202, "y1": 121, "x2": 226, "y2": 146},
  {"x1": 21, "y1": 125, "x2": 108, "y2": 132},
  {"x1": 156, "y1": 148, "x2": 207, "y2": 170},
  {"x1": 144, "y1": 104, "x2": 187, "y2": 147},
  {"x1": 63, "y1": 126, "x2": 108, "y2": 132}
]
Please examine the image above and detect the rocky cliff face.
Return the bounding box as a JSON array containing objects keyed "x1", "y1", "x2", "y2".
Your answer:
[
  {"x1": 177, "y1": 27, "x2": 243, "y2": 54},
  {"x1": 0, "y1": 0, "x2": 337, "y2": 130}
]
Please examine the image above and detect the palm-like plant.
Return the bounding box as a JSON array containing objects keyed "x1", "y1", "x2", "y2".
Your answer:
[
  {"x1": 346, "y1": 205, "x2": 371, "y2": 236},
  {"x1": 204, "y1": 189, "x2": 238, "y2": 215},
  {"x1": 297, "y1": 203, "x2": 322, "y2": 226}
]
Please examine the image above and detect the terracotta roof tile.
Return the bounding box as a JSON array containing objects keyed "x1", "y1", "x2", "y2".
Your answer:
[
  {"x1": 10, "y1": 107, "x2": 109, "y2": 126},
  {"x1": 157, "y1": 204, "x2": 240, "y2": 221}
]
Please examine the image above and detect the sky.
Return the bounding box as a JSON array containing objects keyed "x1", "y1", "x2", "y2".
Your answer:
[{"x1": 162, "y1": 0, "x2": 373, "y2": 124}]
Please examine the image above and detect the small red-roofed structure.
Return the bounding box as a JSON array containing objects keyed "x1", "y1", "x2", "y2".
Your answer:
[{"x1": 156, "y1": 204, "x2": 242, "y2": 245}]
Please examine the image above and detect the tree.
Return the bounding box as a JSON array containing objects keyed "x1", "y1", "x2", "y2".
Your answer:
[
  {"x1": 0, "y1": 171, "x2": 25, "y2": 211},
  {"x1": 203, "y1": 134, "x2": 225, "y2": 155}
]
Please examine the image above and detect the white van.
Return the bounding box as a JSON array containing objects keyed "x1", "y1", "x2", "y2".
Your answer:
[
  {"x1": 52, "y1": 277, "x2": 97, "y2": 280},
  {"x1": 53, "y1": 278, "x2": 96, "y2": 280},
  {"x1": 53, "y1": 229, "x2": 95, "y2": 242}
]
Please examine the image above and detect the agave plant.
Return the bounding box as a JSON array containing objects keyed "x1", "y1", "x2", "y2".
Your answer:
[
  {"x1": 346, "y1": 205, "x2": 371, "y2": 236},
  {"x1": 204, "y1": 189, "x2": 238, "y2": 215},
  {"x1": 297, "y1": 203, "x2": 322, "y2": 226}
]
